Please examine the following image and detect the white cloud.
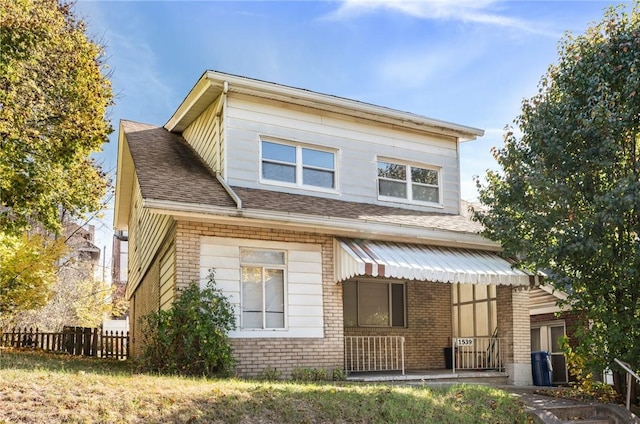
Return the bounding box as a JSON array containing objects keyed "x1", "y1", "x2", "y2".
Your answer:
[{"x1": 329, "y1": 0, "x2": 559, "y2": 36}]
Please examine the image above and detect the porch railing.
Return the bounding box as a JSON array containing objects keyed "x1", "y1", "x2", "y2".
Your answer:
[
  {"x1": 452, "y1": 337, "x2": 504, "y2": 372},
  {"x1": 613, "y1": 358, "x2": 640, "y2": 411},
  {"x1": 344, "y1": 336, "x2": 405, "y2": 375}
]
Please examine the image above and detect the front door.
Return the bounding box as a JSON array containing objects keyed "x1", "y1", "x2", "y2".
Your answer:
[{"x1": 530, "y1": 322, "x2": 568, "y2": 384}]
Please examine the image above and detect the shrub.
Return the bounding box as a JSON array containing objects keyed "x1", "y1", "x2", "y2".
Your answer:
[
  {"x1": 139, "y1": 270, "x2": 236, "y2": 377},
  {"x1": 331, "y1": 368, "x2": 346, "y2": 381},
  {"x1": 291, "y1": 367, "x2": 329, "y2": 382},
  {"x1": 256, "y1": 367, "x2": 282, "y2": 381}
]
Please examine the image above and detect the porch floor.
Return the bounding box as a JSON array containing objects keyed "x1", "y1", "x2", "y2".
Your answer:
[{"x1": 347, "y1": 369, "x2": 508, "y2": 384}]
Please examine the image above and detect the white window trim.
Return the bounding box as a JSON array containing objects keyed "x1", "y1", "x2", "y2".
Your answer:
[
  {"x1": 239, "y1": 247, "x2": 288, "y2": 331},
  {"x1": 259, "y1": 137, "x2": 339, "y2": 194},
  {"x1": 346, "y1": 279, "x2": 407, "y2": 328},
  {"x1": 376, "y1": 157, "x2": 443, "y2": 207}
]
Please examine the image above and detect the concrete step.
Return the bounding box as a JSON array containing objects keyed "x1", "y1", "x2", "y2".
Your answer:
[{"x1": 560, "y1": 417, "x2": 609, "y2": 424}]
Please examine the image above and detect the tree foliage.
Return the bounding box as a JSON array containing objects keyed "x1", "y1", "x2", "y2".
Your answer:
[
  {"x1": 0, "y1": 233, "x2": 66, "y2": 326},
  {"x1": 139, "y1": 271, "x2": 237, "y2": 377},
  {"x1": 473, "y1": 3, "x2": 640, "y2": 373},
  {"x1": 0, "y1": 0, "x2": 113, "y2": 235}
]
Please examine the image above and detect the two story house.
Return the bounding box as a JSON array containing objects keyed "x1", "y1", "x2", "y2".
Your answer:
[{"x1": 114, "y1": 71, "x2": 536, "y2": 384}]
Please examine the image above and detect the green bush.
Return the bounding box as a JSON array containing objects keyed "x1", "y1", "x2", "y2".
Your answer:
[
  {"x1": 291, "y1": 367, "x2": 329, "y2": 382},
  {"x1": 139, "y1": 270, "x2": 236, "y2": 377},
  {"x1": 256, "y1": 367, "x2": 282, "y2": 381}
]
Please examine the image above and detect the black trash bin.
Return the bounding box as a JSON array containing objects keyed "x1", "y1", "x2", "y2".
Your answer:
[
  {"x1": 444, "y1": 347, "x2": 453, "y2": 369},
  {"x1": 531, "y1": 351, "x2": 553, "y2": 386}
]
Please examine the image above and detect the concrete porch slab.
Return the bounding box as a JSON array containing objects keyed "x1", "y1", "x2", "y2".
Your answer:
[{"x1": 347, "y1": 369, "x2": 508, "y2": 384}]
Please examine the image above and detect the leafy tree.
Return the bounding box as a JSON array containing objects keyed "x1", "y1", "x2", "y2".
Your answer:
[
  {"x1": 0, "y1": 233, "x2": 66, "y2": 327},
  {"x1": 0, "y1": 0, "x2": 113, "y2": 235},
  {"x1": 473, "y1": 2, "x2": 640, "y2": 383},
  {"x1": 139, "y1": 271, "x2": 237, "y2": 377}
]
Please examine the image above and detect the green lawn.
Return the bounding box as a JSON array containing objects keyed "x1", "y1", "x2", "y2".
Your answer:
[{"x1": 0, "y1": 349, "x2": 528, "y2": 423}]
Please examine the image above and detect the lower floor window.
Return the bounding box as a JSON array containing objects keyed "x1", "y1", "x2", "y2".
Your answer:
[
  {"x1": 241, "y1": 249, "x2": 285, "y2": 329},
  {"x1": 343, "y1": 280, "x2": 405, "y2": 327}
]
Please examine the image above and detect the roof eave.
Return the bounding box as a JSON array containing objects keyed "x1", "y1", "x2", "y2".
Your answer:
[
  {"x1": 143, "y1": 198, "x2": 500, "y2": 251},
  {"x1": 164, "y1": 70, "x2": 485, "y2": 140},
  {"x1": 113, "y1": 123, "x2": 134, "y2": 230}
]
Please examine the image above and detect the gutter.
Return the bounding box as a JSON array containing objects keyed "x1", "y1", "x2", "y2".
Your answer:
[{"x1": 142, "y1": 198, "x2": 501, "y2": 251}]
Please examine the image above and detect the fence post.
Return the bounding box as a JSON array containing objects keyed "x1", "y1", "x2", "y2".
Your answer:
[{"x1": 91, "y1": 328, "x2": 98, "y2": 357}]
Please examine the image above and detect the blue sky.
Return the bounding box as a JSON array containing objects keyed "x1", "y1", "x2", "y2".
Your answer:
[{"x1": 74, "y1": 0, "x2": 624, "y2": 274}]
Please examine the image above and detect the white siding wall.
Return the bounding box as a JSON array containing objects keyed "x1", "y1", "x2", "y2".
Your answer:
[
  {"x1": 200, "y1": 236, "x2": 324, "y2": 338},
  {"x1": 225, "y1": 94, "x2": 461, "y2": 214}
]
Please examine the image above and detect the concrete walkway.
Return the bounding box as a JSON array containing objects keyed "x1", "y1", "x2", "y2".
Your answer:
[{"x1": 499, "y1": 385, "x2": 639, "y2": 423}]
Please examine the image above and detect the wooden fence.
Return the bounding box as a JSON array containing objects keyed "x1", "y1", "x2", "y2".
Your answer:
[{"x1": 1, "y1": 326, "x2": 129, "y2": 360}]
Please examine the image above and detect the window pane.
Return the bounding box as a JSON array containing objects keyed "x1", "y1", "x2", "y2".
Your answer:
[
  {"x1": 379, "y1": 180, "x2": 407, "y2": 198},
  {"x1": 262, "y1": 141, "x2": 295, "y2": 163},
  {"x1": 475, "y1": 301, "x2": 489, "y2": 336},
  {"x1": 265, "y1": 269, "x2": 284, "y2": 328},
  {"x1": 412, "y1": 184, "x2": 439, "y2": 202},
  {"x1": 263, "y1": 162, "x2": 295, "y2": 183},
  {"x1": 391, "y1": 283, "x2": 405, "y2": 327},
  {"x1": 343, "y1": 281, "x2": 358, "y2": 327},
  {"x1": 241, "y1": 267, "x2": 263, "y2": 329},
  {"x1": 475, "y1": 285, "x2": 488, "y2": 301},
  {"x1": 550, "y1": 326, "x2": 565, "y2": 352},
  {"x1": 303, "y1": 168, "x2": 334, "y2": 188},
  {"x1": 452, "y1": 305, "x2": 459, "y2": 337},
  {"x1": 459, "y1": 304, "x2": 474, "y2": 337},
  {"x1": 551, "y1": 355, "x2": 567, "y2": 383},
  {"x1": 378, "y1": 162, "x2": 406, "y2": 180},
  {"x1": 358, "y1": 282, "x2": 389, "y2": 326},
  {"x1": 531, "y1": 328, "x2": 541, "y2": 351},
  {"x1": 459, "y1": 284, "x2": 473, "y2": 303},
  {"x1": 241, "y1": 250, "x2": 285, "y2": 265},
  {"x1": 411, "y1": 167, "x2": 438, "y2": 185},
  {"x1": 302, "y1": 148, "x2": 334, "y2": 169}
]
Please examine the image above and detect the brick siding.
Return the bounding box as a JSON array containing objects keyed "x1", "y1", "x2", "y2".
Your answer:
[
  {"x1": 174, "y1": 221, "x2": 343, "y2": 378},
  {"x1": 344, "y1": 280, "x2": 452, "y2": 369}
]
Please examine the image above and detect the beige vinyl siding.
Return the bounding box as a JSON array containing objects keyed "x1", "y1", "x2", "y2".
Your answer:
[
  {"x1": 125, "y1": 176, "x2": 174, "y2": 299},
  {"x1": 224, "y1": 94, "x2": 460, "y2": 214},
  {"x1": 200, "y1": 236, "x2": 324, "y2": 338},
  {"x1": 159, "y1": 239, "x2": 176, "y2": 311},
  {"x1": 529, "y1": 286, "x2": 564, "y2": 315},
  {"x1": 182, "y1": 95, "x2": 225, "y2": 175}
]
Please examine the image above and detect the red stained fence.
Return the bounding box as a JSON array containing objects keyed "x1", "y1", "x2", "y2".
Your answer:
[{"x1": 1, "y1": 326, "x2": 129, "y2": 360}]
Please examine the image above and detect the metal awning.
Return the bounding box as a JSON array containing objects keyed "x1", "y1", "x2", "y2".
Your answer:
[{"x1": 336, "y1": 239, "x2": 534, "y2": 286}]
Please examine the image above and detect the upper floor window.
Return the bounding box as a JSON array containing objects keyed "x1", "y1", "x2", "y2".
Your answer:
[
  {"x1": 377, "y1": 160, "x2": 440, "y2": 204},
  {"x1": 261, "y1": 140, "x2": 336, "y2": 190}
]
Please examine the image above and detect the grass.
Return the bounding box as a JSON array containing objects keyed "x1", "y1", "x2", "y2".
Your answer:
[{"x1": 0, "y1": 348, "x2": 529, "y2": 424}]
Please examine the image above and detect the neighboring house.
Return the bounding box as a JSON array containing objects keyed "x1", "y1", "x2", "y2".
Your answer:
[
  {"x1": 114, "y1": 71, "x2": 538, "y2": 384},
  {"x1": 529, "y1": 284, "x2": 578, "y2": 385}
]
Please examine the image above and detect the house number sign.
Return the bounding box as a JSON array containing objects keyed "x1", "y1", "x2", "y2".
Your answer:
[{"x1": 455, "y1": 338, "x2": 474, "y2": 347}]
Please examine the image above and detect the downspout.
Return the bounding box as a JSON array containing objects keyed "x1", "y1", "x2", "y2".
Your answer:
[{"x1": 216, "y1": 174, "x2": 242, "y2": 210}]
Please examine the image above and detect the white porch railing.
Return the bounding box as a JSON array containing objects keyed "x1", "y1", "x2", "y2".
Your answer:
[
  {"x1": 344, "y1": 336, "x2": 405, "y2": 375},
  {"x1": 613, "y1": 358, "x2": 640, "y2": 411},
  {"x1": 452, "y1": 337, "x2": 504, "y2": 372}
]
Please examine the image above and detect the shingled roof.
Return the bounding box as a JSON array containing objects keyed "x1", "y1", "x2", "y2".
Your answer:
[
  {"x1": 122, "y1": 120, "x2": 236, "y2": 208},
  {"x1": 121, "y1": 121, "x2": 483, "y2": 235}
]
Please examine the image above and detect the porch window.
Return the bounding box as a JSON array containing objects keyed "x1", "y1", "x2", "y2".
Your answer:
[
  {"x1": 261, "y1": 140, "x2": 336, "y2": 189},
  {"x1": 377, "y1": 160, "x2": 441, "y2": 205},
  {"x1": 451, "y1": 284, "x2": 497, "y2": 337},
  {"x1": 343, "y1": 280, "x2": 405, "y2": 327},
  {"x1": 240, "y1": 249, "x2": 286, "y2": 329}
]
